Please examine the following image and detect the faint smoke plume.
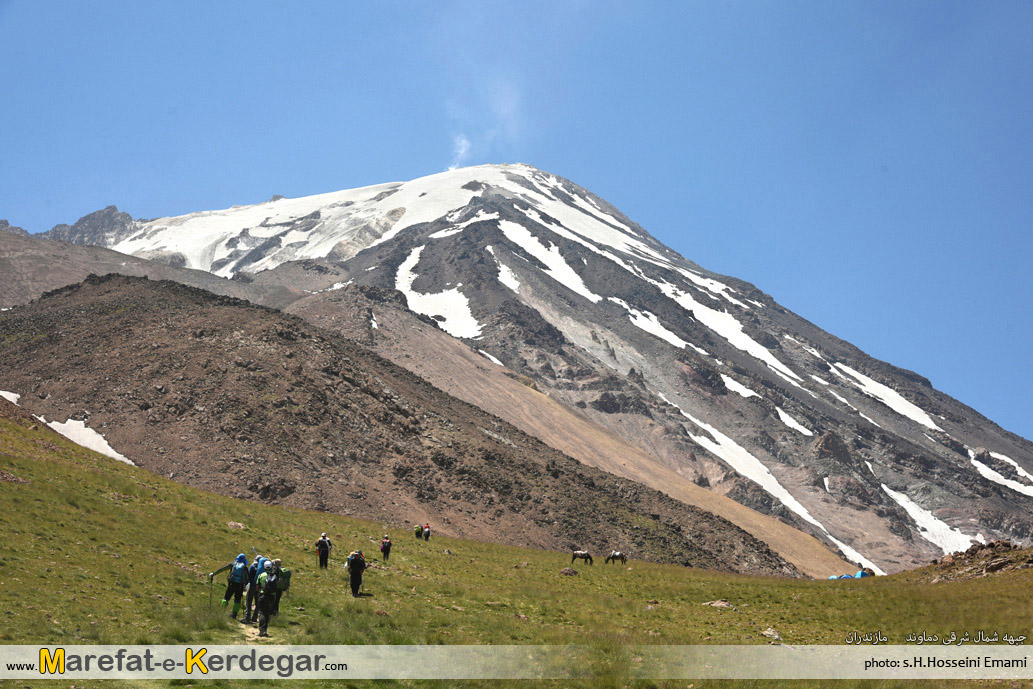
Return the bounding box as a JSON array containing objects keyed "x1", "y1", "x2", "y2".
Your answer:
[{"x1": 449, "y1": 134, "x2": 472, "y2": 170}]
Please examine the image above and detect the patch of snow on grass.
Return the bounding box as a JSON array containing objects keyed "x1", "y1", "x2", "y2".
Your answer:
[
  {"x1": 478, "y1": 350, "x2": 504, "y2": 366},
  {"x1": 720, "y1": 375, "x2": 760, "y2": 399},
  {"x1": 881, "y1": 484, "x2": 976, "y2": 555},
  {"x1": 608, "y1": 298, "x2": 687, "y2": 348},
  {"x1": 833, "y1": 363, "x2": 939, "y2": 430},
  {"x1": 776, "y1": 407, "x2": 813, "y2": 436},
  {"x1": 1, "y1": 390, "x2": 21, "y2": 405},
  {"x1": 395, "y1": 246, "x2": 483, "y2": 339},
  {"x1": 657, "y1": 393, "x2": 884, "y2": 574},
  {"x1": 497, "y1": 220, "x2": 601, "y2": 303},
  {"x1": 42, "y1": 417, "x2": 134, "y2": 465}
]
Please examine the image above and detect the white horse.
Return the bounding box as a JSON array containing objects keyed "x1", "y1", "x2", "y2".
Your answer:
[
  {"x1": 605, "y1": 550, "x2": 626, "y2": 565},
  {"x1": 571, "y1": 550, "x2": 593, "y2": 565}
]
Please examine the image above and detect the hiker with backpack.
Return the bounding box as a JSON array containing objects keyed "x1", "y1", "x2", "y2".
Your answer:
[
  {"x1": 243, "y1": 554, "x2": 268, "y2": 624},
  {"x1": 209, "y1": 553, "x2": 249, "y2": 619},
  {"x1": 345, "y1": 550, "x2": 367, "y2": 597},
  {"x1": 380, "y1": 535, "x2": 392, "y2": 564},
  {"x1": 271, "y1": 558, "x2": 291, "y2": 615},
  {"x1": 414, "y1": 523, "x2": 422, "y2": 540},
  {"x1": 255, "y1": 560, "x2": 278, "y2": 637},
  {"x1": 315, "y1": 533, "x2": 333, "y2": 569},
  {"x1": 422, "y1": 524, "x2": 431, "y2": 541}
]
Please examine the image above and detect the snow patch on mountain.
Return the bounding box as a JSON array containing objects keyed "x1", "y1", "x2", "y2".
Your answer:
[
  {"x1": 652, "y1": 279, "x2": 802, "y2": 386},
  {"x1": 428, "y1": 211, "x2": 500, "y2": 239},
  {"x1": 497, "y1": 220, "x2": 602, "y2": 303},
  {"x1": 776, "y1": 407, "x2": 813, "y2": 436},
  {"x1": 833, "y1": 363, "x2": 939, "y2": 430},
  {"x1": 608, "y1": 298, "x2": 688, "y2": 349},
  {"x1": 658, "y1": 393, "x2": 883, "y2": 573},
  {"x1": 880, "y1": 484, "x2": 976, "y2": 555},
  {"x1": 479, "y1": 350, "x2": 504, "y2": 366},
  {"x1": 40, "y1": 416, "x2": 134, "y2": 465},
  {"x1": 0, "y1": 390, "x2": 21, "y2": 405},
  {"x1": 721, "y1": 375, "x2": 760, "y2": 399},
  {"x1": 485, "y1": 246, "x2": 521, "y2": 292},
  {"x1": 395, "y1": 246, "x2": 483, "y2": 339},
  {"x1": 859, "y1": 412, "x2": 883, "y2": 428},
  {"x1": 965, "y1": 447, "x2": 1033, "y2": 498}
]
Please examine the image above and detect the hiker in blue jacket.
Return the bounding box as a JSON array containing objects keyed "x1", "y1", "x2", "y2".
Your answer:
[
  {"x1": 209, "y1": 553, "x2": 249, "y2": 619},
  {"x1": 243, "y1": 555, "x2": 269, "y2": 624}
]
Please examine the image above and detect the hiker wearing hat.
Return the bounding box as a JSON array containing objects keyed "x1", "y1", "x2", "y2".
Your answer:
[
  {"x1": 422, "y1": 523, "x2": 431, "y2": 541},
  {"x1": 380, "y1": 534, "x2": 392, "y2": 564},
  {"x1": 209, "y1": 553, "x2": 248, "y2": 619},
  {"x1": 255, "y1": 560, "x2": 278, "y2": 637},
  {"x1": 315, "y1": 533, "x2": 333, "y2": 569},
  {"x1": 345, "y1": 550, "x2": 367, "y2": 597}
]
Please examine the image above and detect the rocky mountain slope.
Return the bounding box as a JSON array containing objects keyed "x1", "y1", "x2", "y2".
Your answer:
[
  {"x1": 10, "y1": 163, "x2": 1033, "y2": 573},
  {"x1": 0, "y1": 230, "x2": 302, "y2": 309},
  {"x1": 0, "y1": 275, "x2": 798, "y2": 576}
]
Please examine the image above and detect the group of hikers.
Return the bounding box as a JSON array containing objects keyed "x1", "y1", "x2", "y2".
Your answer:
[
  {"x1": 210, "y1": 527, "x2": 418, "y2": 637},
  {"x1": 414, "y1": 523, "x2": 431, "y2": 540},
  {"x1": 208, "y1": 553, "x2": 291, "y2": 638}
]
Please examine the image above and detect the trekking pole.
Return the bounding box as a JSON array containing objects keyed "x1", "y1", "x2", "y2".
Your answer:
[{"x1": 208, "y1": 574, "x2": 213, "y2": 608}]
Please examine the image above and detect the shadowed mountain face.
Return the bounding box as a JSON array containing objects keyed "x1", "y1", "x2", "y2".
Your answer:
[
  {"x1": 0, "y1": 275, "x2": 798, "y2": 576},
  {"x1": 7, "y1": 163, "x2": 1032, "y2": 573}
]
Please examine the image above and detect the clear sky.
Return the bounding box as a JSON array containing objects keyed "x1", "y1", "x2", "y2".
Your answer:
[{"x1": 2, "y1": 2, "x2": 1031, "y2": 441}]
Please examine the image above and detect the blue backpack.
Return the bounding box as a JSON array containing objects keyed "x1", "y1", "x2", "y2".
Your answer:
[{"x1": 229, "y1": 561, "x2": 248, "y2": 584}]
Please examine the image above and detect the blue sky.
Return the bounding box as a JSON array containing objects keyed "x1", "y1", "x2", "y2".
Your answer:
[{"x1": 2, "y1": 2, "x2": 1031, "y2": 440}]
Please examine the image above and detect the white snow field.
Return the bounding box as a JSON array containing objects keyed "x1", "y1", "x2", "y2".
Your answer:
[
  {"x1": 40, "y1": 416, "x2": 134, "y2": 465},
  {"x1": 832, "y1": 363, "x2": 940, "y2": 430},
  {"x1": 880, "y1": 484, "x2": 976, "y2": 555},
  {"x1": 0, "y1": 390, "x2": 21, "y2": 405},
  {"x1": 658, "y1": 394, "x2": 884, "y2": 574},
  {"x1": 395, "y1": 246, "x2": 483, "y2": 339},
  {"x1": 497, "y1": 220, "x2": 602, "y2": 303}
]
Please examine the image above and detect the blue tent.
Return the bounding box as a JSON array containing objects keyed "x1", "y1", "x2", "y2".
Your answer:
[
  {"x1": 854, "y1": 570, "x2": 870, "y2": 578},
  {"x1": 827, "y1": 575, "x2": 838, "y2": 580},
  {"x1": 838, "y1": 574, "x2": 853, "y2": 579}
]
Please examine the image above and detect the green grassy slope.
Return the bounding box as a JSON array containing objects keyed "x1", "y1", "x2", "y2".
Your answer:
[{"x1": 2, "y1": 414, "x2": 1031, "y2": 688}]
